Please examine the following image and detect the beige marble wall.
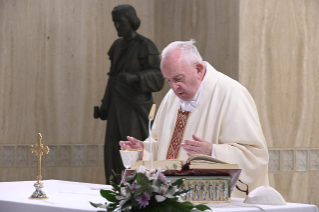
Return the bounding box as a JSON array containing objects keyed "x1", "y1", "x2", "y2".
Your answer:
[
  {"x1": 239, "y1": 0, "x2": 319, "y2": 206},
  {"x1": 0, "y1": 0, "x2": 160, "y2": 184}
]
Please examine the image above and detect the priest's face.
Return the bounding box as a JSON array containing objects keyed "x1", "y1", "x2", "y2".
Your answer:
[
  {"x1": 161, "y1": 56, "x2": 205, "y2": 101},
  {"x1": 112, "y1": 13, "x2": 133, "y2": 38}
]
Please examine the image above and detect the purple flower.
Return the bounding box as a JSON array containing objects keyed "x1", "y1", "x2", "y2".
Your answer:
[
  {"x1": 136, "y1": 192, "x2": 150, "y2": 209},
  {"x1": 157, "y1": 172, "x2": 167, "y2": 182},
  {"x1": 130, "y1": 183, "x2": 137, "y2": 193}
]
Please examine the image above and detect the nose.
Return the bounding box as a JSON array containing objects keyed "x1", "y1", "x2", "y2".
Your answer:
[
  {"x1": 114, "y1": 22, "x2": 120, "y2": 29},
  {"x1": 170, "y1": 82, "x2": 180, "y2": 91}
]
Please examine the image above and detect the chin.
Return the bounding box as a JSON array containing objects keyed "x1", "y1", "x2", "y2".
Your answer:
[{"x1": 179, "y1": 96, "x2": 192, "y2": 101}]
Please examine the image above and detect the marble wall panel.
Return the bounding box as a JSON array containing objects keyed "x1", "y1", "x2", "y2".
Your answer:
[
  {"x1": 309, "y1": 149, "x2": 319, "y2": 171},
  {"x1": 44, "y1": 145, "x2": 57, "y2": 167},
  {"x1": 59, "y1": 145, "x2": 71, "y2": 166},
  {"x1": 282, "y1": 150, "x2": 294, "y2": 171},
  {"x1": 296, "y1": 149, "x2": 308, "y2": 172},
  {"x1": 16, "y1": 146, "x2": 29, "y2": 167},
  {"x1": 72, "y1": 145, "x2": 86, "y2": 167},
  {"x1": 1, "y1": 146, "x2": 15, "y2": 167},
  {"x1": 268, "y1": 150, "x2": 280, "y2": 172},
  {"x1": 31, "y1": 152, "x2": 38, "y2": 167},
  {"x1": 86, "y1": 145, "x2": 99, "y2": 166}
]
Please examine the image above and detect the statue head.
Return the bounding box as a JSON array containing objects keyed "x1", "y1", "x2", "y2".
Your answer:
[
  {"x1": 112, "y1": 5, "x2": 140, "y2": 38},
  {"x1": 161, "y1": 40, "x2": 205, "y2": 101}
]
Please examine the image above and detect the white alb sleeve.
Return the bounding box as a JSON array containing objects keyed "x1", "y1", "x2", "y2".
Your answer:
[{"x1": 211, "y1": 145, "x2": 217, "y2": 158}]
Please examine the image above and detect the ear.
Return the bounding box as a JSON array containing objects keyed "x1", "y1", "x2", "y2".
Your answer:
[{"x1": 195, "y1": 63, "x2": 205, "y2": 80}]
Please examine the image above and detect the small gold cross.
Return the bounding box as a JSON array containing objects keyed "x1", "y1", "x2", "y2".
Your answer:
[{"x1": 29, "y1": 133, "x2": 50, "y2": 184}]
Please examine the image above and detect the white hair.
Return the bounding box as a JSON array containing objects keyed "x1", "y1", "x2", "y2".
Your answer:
[{"x1": 161, "y1": 39, "x2": 203, "y2": 67}]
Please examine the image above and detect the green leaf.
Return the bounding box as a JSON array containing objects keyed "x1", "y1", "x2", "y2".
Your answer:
[
  {"x1": 133, "y1": 187, "x2": 143, "y2": 197},
  {"x1": 172, "y1": 178, "x2": 185, "y2": 188},
  {"x1": 165, "y1": 166, "x2": 172, "y2": 174},
  {"x1": 100, "y1": 190, "x2": 119, "y2": 203},
  {"x1": 100, "y1": 189, "x2": 117, "y2": 196},
  {"x1": 89, "y1": 202, "x2": 107, "y2": 208},
  {"x1": 144, "y1": 185, "x2": 154, "y2": 194},
  {"x1": 111, "y1": 181, "x2": 120, "y2": 192},
  {"x1": 136, "y1": 173, "x2": 150, "y2": 186},
  {"x1": 125, "y1": 171, "x2": 136, "y2": 182},
  {"x1": 179, "y1": 201, "x2": 194, "y2": 209},
  {"x1": 173, "y1": 163, "x2": 178, "y2": 170},
  {"x1": 195, "y1": 204, "x2": 212, "y2": 211},
  {"x1": 109, "y1": 175, "x2": 114, "y2": 181}
]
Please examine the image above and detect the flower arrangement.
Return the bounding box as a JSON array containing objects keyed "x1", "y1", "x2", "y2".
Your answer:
[{"x1": 90, "y1": 166, "x2": 211, "y2": 212}]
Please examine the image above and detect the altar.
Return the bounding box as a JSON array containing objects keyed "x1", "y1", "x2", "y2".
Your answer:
[{"x1": 0, "y1": 180, "x2": 318, "y2": 212}]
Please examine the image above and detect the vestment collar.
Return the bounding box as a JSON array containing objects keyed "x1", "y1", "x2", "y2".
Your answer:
[{"x1": 179, "y1": 61, "x2": 219, "y2": 111}]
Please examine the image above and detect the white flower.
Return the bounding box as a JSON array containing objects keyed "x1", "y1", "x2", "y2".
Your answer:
[
  {"x1": 116, "y1": 195, "x2": 124, "y2": 200},
  {"x1": 160, "y1": 184, "x2": 169, "y2": 195},
  {"x1": 136, "y1": 166, "x2": 166, "y2": 181},
  {"x1": 136, "y1": 165, "x2": 147, "y2": 174},
  {"x1": 150, "y1": 168, "x2": 165, "y2": 180},
  {"x1": 155, "y1": 195, "x2": 166, "y2": 202},
  {"x1": 164, "y1": 186, "x2": 177, "y2": 199}
]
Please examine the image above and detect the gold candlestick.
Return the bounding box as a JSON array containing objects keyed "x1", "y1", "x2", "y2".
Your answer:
[{"x1": 29, "y1": 133, "x2": 50, "y2": 200}]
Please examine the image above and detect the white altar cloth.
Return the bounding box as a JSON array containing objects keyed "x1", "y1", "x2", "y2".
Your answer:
[{"x1": 0, "y1": 180, "x2": 318, "y2": 212}]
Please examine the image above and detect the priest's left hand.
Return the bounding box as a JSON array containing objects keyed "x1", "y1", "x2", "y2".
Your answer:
[{"x1": 181, "y1": 135, "x2": 213, "y2": 157}]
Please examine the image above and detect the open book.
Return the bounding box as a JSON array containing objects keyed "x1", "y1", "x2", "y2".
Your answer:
[
  {"x1": 132, "y1": 154, "x2": 239, "y2": 170},
  {"x1": 131, "y1": 154, "x2": 242, "y2": 196}
]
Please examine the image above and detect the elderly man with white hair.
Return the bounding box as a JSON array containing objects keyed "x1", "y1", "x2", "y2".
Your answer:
[{"x1": 120, "y1": 40, "x2": 269, "y2": 197}]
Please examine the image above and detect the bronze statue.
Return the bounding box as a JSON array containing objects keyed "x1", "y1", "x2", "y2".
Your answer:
[{"x1": 94, "y1": 4, "x2": 164, "y2": 184}]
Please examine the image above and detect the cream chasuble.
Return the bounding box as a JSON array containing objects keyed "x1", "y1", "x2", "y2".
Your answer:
[{"x1": 143, "y1": 62, "x2": 269, "y2": 197}]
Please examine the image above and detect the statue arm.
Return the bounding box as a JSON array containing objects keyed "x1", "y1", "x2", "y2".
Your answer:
[
  {"x1": 94, "y1": 79, "x2": 114, "y2": 120},
  {"x1": 135, "y1": 54, "x2": 164, "y2": 93}
]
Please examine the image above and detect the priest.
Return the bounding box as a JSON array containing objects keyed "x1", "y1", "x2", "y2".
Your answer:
[{"x1": 120, "y1": 40, "x2": 269, "y2": 197}]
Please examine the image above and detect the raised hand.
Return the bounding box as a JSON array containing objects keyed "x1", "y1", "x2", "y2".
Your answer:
[
  {"x1": 181, "y1": 135, "x2": 213, "y2": 157},
  {"x1": 119, "y1": 136, "x2": 144, "y2": 150},
  {"x1": 119, "y1": 136, "x2": 144, "y2": 159}
]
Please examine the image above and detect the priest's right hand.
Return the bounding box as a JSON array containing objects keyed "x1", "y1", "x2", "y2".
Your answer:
[{"x1": 119, "y1": 136, "x2": 144, "y2": 159}]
